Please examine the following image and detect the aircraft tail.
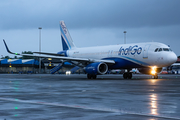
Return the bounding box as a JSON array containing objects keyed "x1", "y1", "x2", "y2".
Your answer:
[{"x1": 60, "y1": 21, "x2": 76, "y2": 50}]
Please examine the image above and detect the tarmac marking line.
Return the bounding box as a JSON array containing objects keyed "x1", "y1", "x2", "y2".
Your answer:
[{"x1": 0, "y1": 97, "x2": 180, "y2": 120}]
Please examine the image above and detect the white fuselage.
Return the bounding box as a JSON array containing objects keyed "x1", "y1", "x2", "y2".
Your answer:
[{"x1": 67, "y1": 42, "x2": 177, "y2": 68}]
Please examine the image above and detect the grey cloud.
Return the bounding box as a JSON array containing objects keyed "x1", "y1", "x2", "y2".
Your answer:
[{"x1": 0, "y1": 0, "x2": 180, "y2": 30}]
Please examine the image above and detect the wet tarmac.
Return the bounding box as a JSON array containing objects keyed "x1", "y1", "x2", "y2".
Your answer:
[{"x1": 0, "y1": 74, "x2": 180, "y2": 120}]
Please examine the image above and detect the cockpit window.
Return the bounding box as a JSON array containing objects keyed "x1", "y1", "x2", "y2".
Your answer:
[
  {"x1": 158, "y1": 48, "x2": 162, "y2": 52},
  {"x1": 154, "y1": 48, "x2": 158, "y2": 52},
  {"x1": 163, "y1": 48, "x2": 169, "y2": 51},
  {"x1": 155, "y1": 48, "x2": 172, "y2": 52}
]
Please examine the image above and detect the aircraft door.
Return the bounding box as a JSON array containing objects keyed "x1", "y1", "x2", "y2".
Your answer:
[
  {"x1": 108, "y1": 50, "x2": 113, "y2": 57},
  {"x1": 143, "y1": 44, "x2": 151, "y2": 59}
]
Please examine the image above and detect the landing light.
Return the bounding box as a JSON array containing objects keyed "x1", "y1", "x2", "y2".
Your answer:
[
  {"x1": 151, "y1": 66, "x2": 157, "y2": 75},
  {"x1": 151, "y1": 70, "x2": 156, "y2": 75}
]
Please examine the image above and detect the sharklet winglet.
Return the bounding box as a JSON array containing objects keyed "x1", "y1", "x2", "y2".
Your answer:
[{"x1": 3, "y1": 39, "x2": 20, "y2": 55}]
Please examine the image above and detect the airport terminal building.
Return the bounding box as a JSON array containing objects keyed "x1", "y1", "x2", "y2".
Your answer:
[{"x1": 0, "y1": 59, "x2": 40, "y2": 74}]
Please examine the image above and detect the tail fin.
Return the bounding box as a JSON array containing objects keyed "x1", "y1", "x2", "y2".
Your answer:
[{"x1": 60, "y1": 21, "x2": 76, "y2": 50}]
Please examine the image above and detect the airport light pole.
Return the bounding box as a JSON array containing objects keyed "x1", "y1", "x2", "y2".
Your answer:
[
  {"x1": 124, "y1": 31, "x2": 127, "y2": 44},
  {"x1": 38, "y1": 27, "x2": 42, "y2": 74}
]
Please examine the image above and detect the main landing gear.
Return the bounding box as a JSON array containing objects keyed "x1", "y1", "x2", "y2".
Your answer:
[
  {"x1": 87, "y1": 74, "x2": 97, "y2": 79},
  {"x1": 123, "y1": 72, "x2": 132, "y2": 79}
]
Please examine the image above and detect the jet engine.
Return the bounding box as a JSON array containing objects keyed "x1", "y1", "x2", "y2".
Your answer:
[{"x1": 85, "y1": 62, "x2": 108, "y2": 75}]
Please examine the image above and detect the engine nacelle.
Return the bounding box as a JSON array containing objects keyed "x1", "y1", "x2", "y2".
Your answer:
[
  {"x1": 85, "y1": 62, "x2": 108, "y2": 75},
  {"x1": 138, "y1": 67, "x2": 162, "y2": 75}
]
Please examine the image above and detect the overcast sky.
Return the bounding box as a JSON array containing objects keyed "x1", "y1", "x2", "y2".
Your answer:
[{"x1": 0, "y1": 0, "x2": 180, "y2": 57}]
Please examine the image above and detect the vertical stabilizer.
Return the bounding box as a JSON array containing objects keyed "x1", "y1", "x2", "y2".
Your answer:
[{"x1": 60, "y1": 21, "x2": 76, "y2": 50}]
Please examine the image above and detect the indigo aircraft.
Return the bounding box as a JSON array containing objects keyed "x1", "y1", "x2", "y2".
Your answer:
[{"x1": 3, "y1": 21, "x2": 177, "y2": 79}]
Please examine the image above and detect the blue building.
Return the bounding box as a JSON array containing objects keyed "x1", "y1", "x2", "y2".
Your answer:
[
  {"x1": 0, "y1": 59, "x2": 40, "y2": 73},
  {"x1": 0, "y1": 58, "x2": 81, "y2": 74}
]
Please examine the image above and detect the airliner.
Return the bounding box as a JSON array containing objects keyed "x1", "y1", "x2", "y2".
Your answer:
[{"x1": 3, "y1": 21, "x2": 177, "y2": 79}]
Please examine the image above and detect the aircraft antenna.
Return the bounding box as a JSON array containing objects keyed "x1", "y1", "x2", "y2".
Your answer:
[{"x1": 124, "y1": 31, "x2": 127, "y2": 44}]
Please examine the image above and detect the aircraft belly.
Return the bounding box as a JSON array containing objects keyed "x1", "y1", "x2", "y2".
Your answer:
[{"x1": 103, "y1": 57, "x2": 148, "y2": 69}]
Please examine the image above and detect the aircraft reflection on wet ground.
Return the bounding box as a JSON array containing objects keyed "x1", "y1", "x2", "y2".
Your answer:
[{"x1": 0, "y1": 74, "x2": 180, "y2": 120}]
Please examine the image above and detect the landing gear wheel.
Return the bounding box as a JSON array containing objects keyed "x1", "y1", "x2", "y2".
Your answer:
[
  {"x1": 87, "y1": 74, "x2": 97, "y2": 79},
  {"x1": 154, "y1": 75, "x2": 158, "y2": 79},
  {"x1": 152, "y1": 74, "x2": 158, "y2": 79},
  {"x1": 87, "y1": 74, "x2": 91, "y2": 79},
  {"x1": 123, "y1": 72, "x2": 132, "y2": 79},
  {"x1": 92, "y1": 75, "x2": 97, "y2": 79},
  {"x1": 128, "y1": 73, "x2": 132, "y2": 79},
  {"x1": 123, "y1": 73, "x2": 128, "y2": 79}
]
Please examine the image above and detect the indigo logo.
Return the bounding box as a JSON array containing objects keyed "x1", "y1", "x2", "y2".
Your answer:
[
  {"x1": 118, "y1": 45, "x2": 142, "y2": 55},
  {"x1": 61, "y1": 22, "x2": 67, "y2": 34}
]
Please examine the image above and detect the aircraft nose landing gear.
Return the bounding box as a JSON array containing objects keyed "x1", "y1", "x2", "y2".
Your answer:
[
  {"x1": 151, "y1": 66, "x2": 158, "y2": 79},
  {"x1": 152, "y1": 74, "x2": 158, "y2": 79}
]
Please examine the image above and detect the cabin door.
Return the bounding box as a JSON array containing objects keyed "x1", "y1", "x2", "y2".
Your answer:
[
  {"x1": 108, "y1": 50, "x2": 113, "y2": 57},
  {"x1": 143, "y1": 44, "x2": 151, "y2": 59}
]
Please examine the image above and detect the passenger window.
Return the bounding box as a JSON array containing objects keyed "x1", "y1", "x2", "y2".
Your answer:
[
  {"x1": 163, "y1": 48, "x2": 169, "y2": 51},
  {"x1": 158, "y1": 48, "x2": 162, "y2": 52},
  {"x1": 154, "y1": 48, "x2": 158, "y2": 52}
]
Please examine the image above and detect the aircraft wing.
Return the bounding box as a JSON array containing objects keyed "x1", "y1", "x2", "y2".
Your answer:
[
  {"x1": 33, "y1": 52, "x2": 65, "y2": 56},
  {"x1": 3, "y1": 40, "x2": 115, "y2": 65},
  {"x1": 19, "y1": 54, "x2": 115, "y2": 64}
]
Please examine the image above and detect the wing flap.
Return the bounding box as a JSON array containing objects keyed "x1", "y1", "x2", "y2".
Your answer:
[
  {"x1": 33, "y1": 52, "x2": 65, "y2": 56},
  {"x1": 21, "y1": 53, "x2": 115, "y2": 64}
]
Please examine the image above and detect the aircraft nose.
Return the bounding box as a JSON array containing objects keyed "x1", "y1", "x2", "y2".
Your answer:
[{"x1": 167, "y1": 52, "x2": 177, "y2": 65}]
